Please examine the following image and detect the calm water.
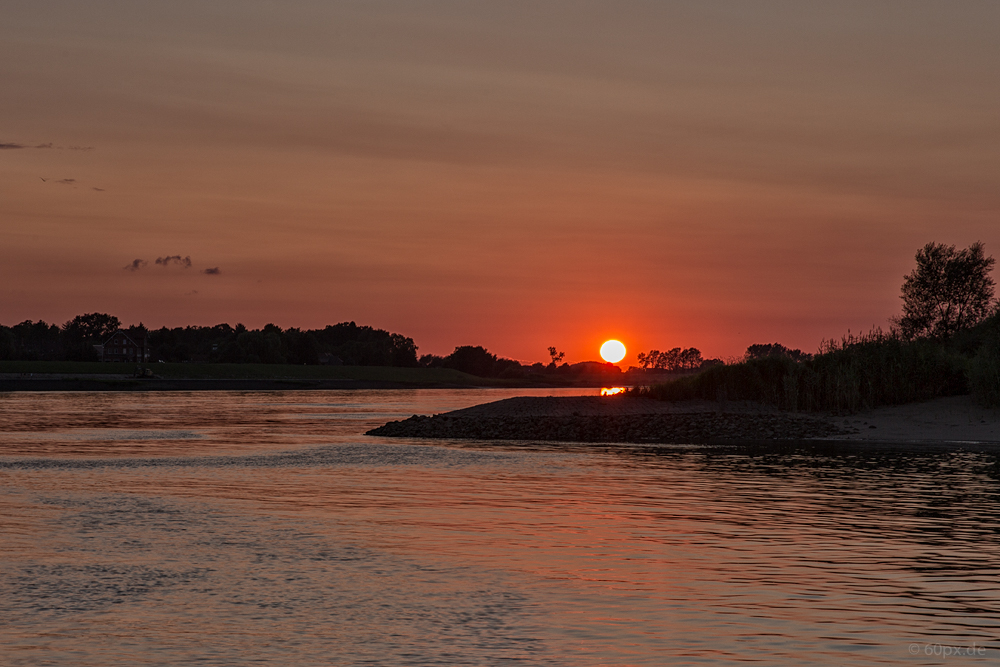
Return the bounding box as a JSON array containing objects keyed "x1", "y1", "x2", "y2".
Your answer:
[{"x1": 1, "y1": 389, "x2": 999, "y2": 666}]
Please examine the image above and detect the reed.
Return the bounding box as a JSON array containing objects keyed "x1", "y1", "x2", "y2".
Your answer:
[
  {"x1": 630, "y1": 328, "x2": 972, "y2": 413},
  {"x1": 969, "y1": 335, "x2": 1000, "y2": 407}
]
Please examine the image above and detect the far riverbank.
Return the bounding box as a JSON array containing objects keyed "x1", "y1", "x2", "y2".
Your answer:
[
  {"x1": 0, "y1": 361, "x2": 631, "y2": 391},
  {"x1": 0, "y1": 376, "x2": 495, "y2": 392}
]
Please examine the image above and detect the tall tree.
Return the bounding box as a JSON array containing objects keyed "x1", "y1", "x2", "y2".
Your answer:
[
  {"x1": 62, "y1": 313, "x2": 121, "y2": 343},
  {"x1": 445, "y1": 345, "x2": 497, "y2": 377},
  {"x1": 745, "y1": 343, "x2": 811, "y2": 362},
  {"x1": 895, "y1": 242, "x2": 996, "y2": 339},
  {"x1": 679, "y1": 347, "x2": 703, "y2": 369}
]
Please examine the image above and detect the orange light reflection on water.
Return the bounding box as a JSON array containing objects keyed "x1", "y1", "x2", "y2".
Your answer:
[{"x1": 3, "y1": 390, "x2": 1000, "y2": 666}]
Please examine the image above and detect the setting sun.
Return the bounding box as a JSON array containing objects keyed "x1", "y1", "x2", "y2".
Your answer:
[{"x1": 600, "y1": 340, "x2": 626, "y2": 363}]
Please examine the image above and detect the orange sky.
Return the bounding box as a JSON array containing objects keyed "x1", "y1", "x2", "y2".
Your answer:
[{"x1": 2, "y1": 2, "x2": 999, "y2": 364}]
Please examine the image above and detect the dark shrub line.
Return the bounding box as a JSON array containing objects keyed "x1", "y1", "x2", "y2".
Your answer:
[{"x1": 630, "y1": 318, "x2": 1000, "y2": 411}]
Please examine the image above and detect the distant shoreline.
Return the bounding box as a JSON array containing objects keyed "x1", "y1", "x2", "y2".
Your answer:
[
  {"x1": 0, "y1": 361, "x2": 625, "y2": 391},
  {"x1": 0, "y1": 377, "x2": 543, "y2": 392}
]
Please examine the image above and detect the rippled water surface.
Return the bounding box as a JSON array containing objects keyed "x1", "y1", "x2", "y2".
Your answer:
[{"x1": 2, "y1": 389, "x2": 999, "y2": 666}]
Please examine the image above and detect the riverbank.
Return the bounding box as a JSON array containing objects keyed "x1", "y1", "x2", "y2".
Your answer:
[
  {"x1": 0, "y1": 362, "x2": 527, "y2": 391},
  {"x1": 0, "y1": 362, "x2": 611, "y2": 391},
  {"x1": 0, "y1": 377, "x2": 489, "y2": 391},
  {"x1": 367, "y1": 394, "x2": 1000, "y2": 446},
  {"x1": 0, "y1": 361, "x2": 501, "y2": 385}
]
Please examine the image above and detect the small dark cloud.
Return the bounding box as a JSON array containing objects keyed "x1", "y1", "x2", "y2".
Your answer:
[
  {"x1": 39, "y1": 177, "x2": 104, "y2": 189},
  {"x1": 156, "y1": 255, "x2": 192, "y2": 268},
  {"x1": 2, "y1": 141, "x2": 92, "y2": 150},
  {"x1": 185, "y1": 290, "x2": 199, "y2": 296},
  {"x1": 127, "y1": 256, "x2": 199, "y2": 272},
  {"x1": 203, "y1": 267, "x2": 221, "y2": 275}
]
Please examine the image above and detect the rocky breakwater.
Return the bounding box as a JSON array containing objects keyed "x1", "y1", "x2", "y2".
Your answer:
[{"x1": 366, "y1": 395, "x2": 852, "y2": 444}]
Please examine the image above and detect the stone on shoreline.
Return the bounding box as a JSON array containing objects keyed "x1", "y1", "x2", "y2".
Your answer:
[{"x1": 366, "y1": 408, "x2": 850, "y2": 444}]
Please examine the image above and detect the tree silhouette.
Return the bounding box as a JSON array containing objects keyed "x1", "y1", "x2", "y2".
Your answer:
[
  {"x1": 61, "y1": 313, "x2": 121, "y2": 361},
  {"x1": 894, "y1": 241, "x2": 996, "y2": 339},
  {"x1": 445, "y1": 345, "x2": 497, "y2": 377},
  {"x1": 745, "y1": 343, "x2": 811, "y2": 362},
  {"x1": 637, "y1": 347, "x2": 702, "y2": 370},
  {"x1": 62, "y1": 312, "x2": 121, "y2": 343},
  {"x1": 679, "y1": 347, "x2": 703, "y2": 369},
  {"x1": 547, "y1": 346, "x2": 565, "y2": 368}
]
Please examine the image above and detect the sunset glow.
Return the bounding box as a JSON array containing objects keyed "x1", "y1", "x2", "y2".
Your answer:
[
  {"x1": 3, "y1": 5, "x2": 1000, "y2": 664},
  {"x1": 2, "y1": 3, "x2": 998, "y2": 362},
  {"x1": 600, "y1": 340, "x2": 626, "y2": 364}
]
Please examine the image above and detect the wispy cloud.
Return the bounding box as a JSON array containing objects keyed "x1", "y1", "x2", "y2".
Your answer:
[
  {"x1": 40, "y1": 177, "x2": 105, "y2": 190},
  {"x1": 124, "y1": 259, "x2": 148, "y2": 272},
  {"x1": 156, "y1": 255, "x2": 192, "y2": 268},
  {"x1": 1, "y1": 141, "x2": 92, "y2": 150},
  {"x1": 203, "y1": 267, "x2": 221, "y2": 275}
]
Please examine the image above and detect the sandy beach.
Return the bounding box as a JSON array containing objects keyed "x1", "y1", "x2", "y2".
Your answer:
[
  {"x1": 368, "y1": 394, "x2": 1000, "y2": 447},
  {"x1": 829, "y1": 395, "x2": 1000, "y2": 443}
]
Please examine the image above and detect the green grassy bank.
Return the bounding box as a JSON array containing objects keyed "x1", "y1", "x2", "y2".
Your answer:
[{"x1": 0, "y1": 360, "x2": 517, "y2": 387}]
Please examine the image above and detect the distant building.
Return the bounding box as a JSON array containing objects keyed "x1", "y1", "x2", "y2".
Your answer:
[{"x1": 101, "y1": 330, "x2": 150, "y2": 363}]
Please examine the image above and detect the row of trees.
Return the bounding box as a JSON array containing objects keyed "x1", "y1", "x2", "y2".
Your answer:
[
  {"x1": 745, "y1": 343, "x2": 811, "y2": 362},
  {"x1": 632, "y1": 343, "x2": 810, "y2": 372},
  {"x1": 0, "y1": 313, "x2": 124, "y2": 362},
  {"x1": 0, "y1": 317, "x2": 419, "y2": 367},
  {"x1": 0, "y1": 316, "x2": 622, "y2": 380},
  {"x1": 635, "y1": 347, "x2": 706, "y2": 371},
  {"x1": 151, "y1": 321, "x2": 418, "y2": 366}
]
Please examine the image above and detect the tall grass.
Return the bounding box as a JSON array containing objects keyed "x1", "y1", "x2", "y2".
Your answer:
[
  {"x1": 969, "y1": 336, "x2": 1000, "y2": 407},
  {"x1": 630, "y1": 329, "x2": 970, "y2": 413}
]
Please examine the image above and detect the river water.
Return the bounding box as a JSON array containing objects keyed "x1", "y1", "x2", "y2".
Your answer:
[{"x1": 1, "y1": 389, "x2": 998, "y2": 666}]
